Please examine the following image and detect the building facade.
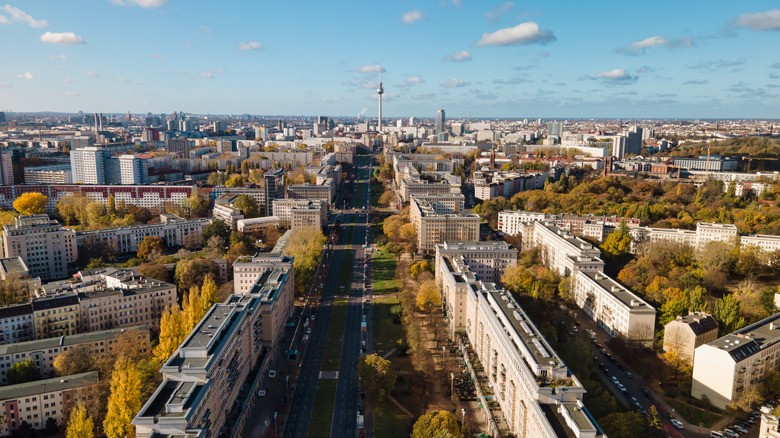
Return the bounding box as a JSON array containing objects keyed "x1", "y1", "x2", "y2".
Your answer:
[
  {"x1": 410, "y1": 195, "x2": 479, "y2": 252},
  {"x1": 272, "y1": 199, "x2": 327, "y2": 228},
  {"x1": 24, "y1": 165, "x2": 73, "y2": 185},
  {"x1": 74, "y1": 214, "x2": 212, "y2": 254},
  {"x1": 434, "y1": 241, "x2": 517, "y2": 284},
  {"x1": 1, "y1": 215, "x2": 77, "y2": 281},
  {"x1": 663, "y1": 312, "x2": 719, "y2": 365}
]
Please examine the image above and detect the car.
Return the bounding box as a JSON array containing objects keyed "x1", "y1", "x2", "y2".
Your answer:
[
  {"x1": 626, "y1": 372, "x2": 633, "y2": 378},
  {"x1": 671, "y1": 419, "x2": 684, "y2": 429},
  {"x1": 362, "y1": 315, "x2": 366, "y2": 322},
  {"x1": 640, "y1": 387, "x2": 651, "y2": 398},
  {"x1": 618, "y1": 365, "x2": 627, "y2": 372},
  {"x1": 358, "y1": 403, "x2": 365, "y2": 414},
  {"x1": 603, "y1": 369, "x2": 612, "y2": 377},
  {"x1": 630, "y1": 397, "x2": 639, "y2": 404},
  {"x1": 258, "y1": 389, "x2": 266, "y2": 397},
  {"x1": 723, "y1": 429, "x2": 738, "y2": 438},
  {"x1": 268, "y1": 370, "x2": 277, "y2": 378},
  {"x1": 617, "y1": 383, "x2": 626, "y2": 392},
  {"x1": 306, "y1": 327, "x2": 311, "y2": 334},
  {"x1": 611, "y1": 376, "x2": 619, "y2": 384},
  {"x1": 732, "y1": 425, "x2": 747, "y2": 434}
]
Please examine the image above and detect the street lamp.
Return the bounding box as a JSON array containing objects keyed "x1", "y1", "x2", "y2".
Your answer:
[
  {"x1": 461, "y1": 408, "x2": 465, "y2": 428},
  {"x1": 450, "y1": 372, "x2": 455, "y2": 397}
]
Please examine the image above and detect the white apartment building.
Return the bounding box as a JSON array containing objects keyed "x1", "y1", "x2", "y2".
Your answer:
[
  {"x1": 286, "y1": 178, "x2": 335, "y2": 205},
  {"x1": 410, "y1": 195, "x2": 479, "y2": 252},
  {"x1": 400, "y1": 178, "x2": 452, "y2": 202},
  {"x1": 272, "y1": 199, "x2": 327, "y2": 228},
  {"x1": 133, "y1": 254, "x2": 293, "y2": 437},
  {"x1": 524, "y1": 222, "x2": 603, "y2": 277},
  {"x1": 692, "y1": 313, "x2": 780, "y2": 409},
  {"x1": 0, "y1": 326, "x2": 149, "y2": 385},
  {"x1": 434, "y1": 241, "x2": 517, "y2": 284},
  {"x1": 70, "y1": 147, "x2": 106, "y2": 184},
  {"x1": 213, "y1": 201, "x2": 244, "y2": 231},
  {"x1": 1, "y1": 215, "x2": 77, "y2": 281},
  {"x1": 237, "y1": 216, "x2": 281, "y2": 234},
  {"x1": 0, "y1": 372, "x2": 99, "y2": 436},
  {"x1": 24, "y1": 165, "x2": 73, "y2": 185},
  {"x1": 741, "y1": 234, "x2": 780, "y2": 253},
  {"x1": 498, "y1": 210, "x2": 548, "y2": 236},
  {"x1": 436, "y1": 255, "x2": 478, "y2": 335},
  {"x1": 74, "y1": 214, "x2": 213, "y2": 254},
  {"x1": 573, "y1": 270, "x2": 656, "y2": 347},
  {"x1": 0, "y1": 304, "x2": 34, "y2": 345}
]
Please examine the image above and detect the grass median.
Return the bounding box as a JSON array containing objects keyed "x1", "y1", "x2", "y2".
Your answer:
[
  {"x1": 306, "y1": 379, "x2": 339, "y2": 438},
  {"x1": 321, "y1": 297, "x2": 349, "y2": 371},
  {"x1": 373, "y1": 397, "x2": 411, "y2": 438},
  {"x1": 372, "y1": 249, "x2": 398, "y2": 295}
]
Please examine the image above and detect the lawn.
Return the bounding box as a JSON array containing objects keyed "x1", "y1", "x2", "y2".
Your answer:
[
  {"x1": 372, "y1": 397, "x2": 412, "y2": 438},
  {"x1": 372, "y1": 249, "x2": 399, "y2": 295},
  {"x1": 370, "y1": 182, "x2": 384, "y2": 207},
  {"x1": 372, "y1": 296, "x2": 405, "y2": 354},
  {"x1": 666, "y1": 399, "x2": 721, "y2": 428},
  {"x1": 321, "y1": 297, "x2": 349, "y2": 371},
  {"x1": 306, "y1": 379, "x2": 339, "y2": 438},
  {"x1": 339, "y1": 250, "x2": 354, "y2": 291}
]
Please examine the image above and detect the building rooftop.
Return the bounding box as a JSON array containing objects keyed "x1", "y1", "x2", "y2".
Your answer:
[
  {"x1": 439, "y1": 241, "x2": 513, "y2": 251},
  {"x1": 31, "y1": 293, "x2": 79, "y2": 312},
  {"x1": 580, "y1": 271, "x2": 654, "y2": 311},
  {"x1": 538, "y1": 223, "x2": 598, "y2": 253},
  {"x1": 237, "y1": 216, "x2": 281, "y2": 226},
  {"x1": 708, "y1": 312, "x2": 780, "y2": 362},
  {"x1": 0, "y1": 257, "x2": 29, "y2": 277},
  {"x1": 669, "y1": 312, "x2": 718, "y2": 336},
  {"x1": 0, "y1": 325, "x2": 149, "y2": 356},
  {"x1": 0, "y1": 372, "x2": 99, "y2": 400},
  {"x1": 0, "y1": 302, "x2": 33, "y2": 319}
]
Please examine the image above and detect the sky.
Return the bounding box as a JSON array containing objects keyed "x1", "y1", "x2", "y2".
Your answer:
[{"x1": 0, "y1": 0, "x2": 779, "y2": 119}]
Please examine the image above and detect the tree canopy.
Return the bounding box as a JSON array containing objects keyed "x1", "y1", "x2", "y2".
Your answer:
[
  {"x1": 357, "y1": 354, "x2": 396, "y2": 397},
  {"x1": 412, "y1": 410, "x2": 460, "y2": 438},
  {"x1": 13, "y1": 192, "x2": 48, "y2": 215}
]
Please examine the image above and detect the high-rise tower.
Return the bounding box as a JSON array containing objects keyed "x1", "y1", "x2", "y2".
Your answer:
[
  {"x1": 377, "y1": 64, "x2": 384, "y2": 132},
  {"x1": 435, "y1": 109, "x2": 446, "y2": 135}
]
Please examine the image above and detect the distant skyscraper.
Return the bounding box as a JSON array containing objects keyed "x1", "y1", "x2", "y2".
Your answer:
[
  {"x1": 377, "y1": 66, "x2": 384, "y2": 132},
  {"x1": 435, "y1": 109, "x2": 446, "y2": 135},
  {"x1": 0, "y1": 112, "x2": 5, "y2": 123},
  {"x1": 547, "y1": 122, "x2": 562, "y2": 137},
  {"x1": 263, "y1": 169, "x2": 285, "y2": 216},
  {"x1": 94, "y1": 113, "x2": 103, "y2": 132},
  {"x1": 0, "y1": 154, "x2": 13, "y2": 185}
]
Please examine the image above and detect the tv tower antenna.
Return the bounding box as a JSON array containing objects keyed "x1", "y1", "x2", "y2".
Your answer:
[{"x1": 377, "y1": 61, "x2": 384, "y2": 132}]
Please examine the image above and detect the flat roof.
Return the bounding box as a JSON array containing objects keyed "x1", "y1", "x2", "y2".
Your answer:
[
  {"x1": 0, "y1": 372, "x2": 98, "y2": 400},
  {"x1": 0, "y1": 325, "x2": 149, "y2": 356},
  {"x1": 708, "y1": 312, "x2": 780, "y2": 361},
  {"x1": 0, "y1": 257, "x2": 27, "y2": 275},
  {"x1": 579, "y1": 270, "x2": 654, "y2": 311}
]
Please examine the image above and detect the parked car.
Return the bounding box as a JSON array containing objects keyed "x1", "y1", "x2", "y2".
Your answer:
[
  {"x1": 671, "y1": 419, "x2": 684, "y2": 429},
  {"x1": 723, "y1": 429, "x2": 738, "y2": 438},
  {"x1": 268, "y1": 370, "x2": 277, "y2": 378}
]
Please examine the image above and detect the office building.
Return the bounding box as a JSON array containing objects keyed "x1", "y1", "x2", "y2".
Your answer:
[
  {"x1": 434, "y1": 241, "x2": 517, "y2": 284},
  {"x1": 291, "y1": 203, "x2": 326, "y2": 230},
  {"x1": 263, "y1": 168, "x2": 285, "y2": 216},
  {"x1": 673, "y1": 156, "x2": 738, "y2": 172},
  {"x1": 133, "y1": 254, "x2": 293, "y2": 437},
  {"x1": 74, "y1": 214, "x2": 213, "y2": 254},
  {"x1": 287, "y1": 179, "x2": 335, "y2": 205},
  {"x1": 0, "y1": 372, "x2": 100, "y2": 436},
  {"x1": 663, "y1": 312, "x2": 719, "y2": 365},
  {"x1": 692, "y1": 312, "x2": 780, "y2": 409},
  {"x1": 410, "y1": 194, "x2": 479, "y2": 252},
  {"x1": 24, "y1": 165, "x2": 73, "y2": 185},
  {"x1": 1, "y1": 215, "x2": 77, "y2": 281},
  {"x1": 435, "y1": 109, "x2": 446, "y2": 135},
  {"x1": 272, "y1": 199, "x2": 327, "y2": 228}
]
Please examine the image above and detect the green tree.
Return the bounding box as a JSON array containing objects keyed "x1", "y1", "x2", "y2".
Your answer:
[
  {"x1": 714, "y1": 294, "x2": 746, "y2": 334},
  {"x1": 233, "y1": 195, "x2": 260, "y2": 218},
  {"x1": 103, "y1": 357, "x2": 143, "y2": 438},
  {"x1": 13, "y1": 192, "x2": 48, "y2": 215},
  {"x1": 7, "y1": 359, "x2": 40, "y2": 384},
  {"x1": 412, "y1": 410, "x2": 460, "y2": 438},
  {"x1": 66, "y1": 403, "x2": 94, "y2": 438},
  {"x1": 225, "y1": 174, "x2": 244, "y2": 187},
  {"x1": 659, "y1": 299, "x2": 687, "y2": 325},
  {"x1": 136, "y1": 236, "x2": 167, "y2": 260},
  {"x1": 283, "y1": 228, "x2": 327, "y2": 296},
  {"x1": 600, "y1": 222, "x2": 632, "y2": 257},
  {"x1": 357, "y1": 354, "x2": 396, "y2": 397},
  {"x1": 201, "y1": 220, "x2": 231, "y2": 247},
  {"x1": 599, "y1": 411, "x2": 645, "y2": 438}
]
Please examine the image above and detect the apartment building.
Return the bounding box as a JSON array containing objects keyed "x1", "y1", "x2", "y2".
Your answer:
[
  {"x1": 663, "y1": 312, "x2": 719, "y2": 364},
  {"x1": 400, "y1": 178, "x2": 452, "y2": 202},
  {"x1": 0, "y1": 304, "x2": 34, "y2": 345},
  {"x1": 498, "y1": 210, "x2": 548, "y2": 236},
  {"x1": 0, "y1": 372, "x2": 99, "y2": 436},
  {"x1": 31, "y1": 294, "x2": 80, "y2": 340},
  {"x1": 742, "y1": 235, "x2": 780, "y2": 253},
  {"x1": 0, "y1": 257, "x2": 42, "y2": 292},
  {"x1": 436, "y1": 255, "x2": 478, "y2": 335},
  {"x1": 497, "y1": 210, "x2": 640, "y2": 245},
  {"x1": 23, "y1": 165, "x2": 73, "y2": 185},
  {"x1": 232, "y1": 253, "x2": 294, "y2": 295},
  {"x1": 213, "y1": 199, "x2": 245, "y2": 231},
  {"x1": 287, "y1": 178, "x2": 335, "y2": 205},
  {"x1": 410, "y1": 194, "x2": 479, "y2": 252},
  {"x1": 1, "y1": 215, "x2": 77, "y2": 281},
  {"x1": 237, "y1": 216, "x2": 281, "y2": 234},
  {"x1": 692, "y1": 312, "x2": 780, "y2": 409},
  {"x1": 523, "y1": 222, "x2": 603, "y2": 277},
  {"x1": 74, "y1": 214, "x2": 213, "y2": 254},
  {"x1": 272, "y1": 199, "x2": 327, "y2": 228},
  {"x1": 572, "y1": 270, "x2": 656, "y2": 347},
  {"x1": 291, "y1": 203, "x2": 327, "y2": 230},
  {"x1": 673, "y1": 155, "x2": 738, "y2": 172},
  {"x1": 434, "y1": 241, "x2": 517, "y2": 284},
  {"x1": 133, "y1": 254, "x2": 293, "y2": 437},
  {"x1": 0, "y1": 326, "x2": 149, "y2": 384},
  {"x1": 473, "y1": 171, "x2": 547, "y2": 201}
]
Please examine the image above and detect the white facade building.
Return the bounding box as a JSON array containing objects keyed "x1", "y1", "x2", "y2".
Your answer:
[
  {"x1": 434, "y1": 241, "x2": 517, "y2": 284},
  {"x1": 1, "y1": 215, "x2": 77, "y2": 281}
]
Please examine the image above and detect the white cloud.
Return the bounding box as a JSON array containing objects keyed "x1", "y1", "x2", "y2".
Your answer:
[
  {"x1": 735, "y1": 9, "x2": 780, "y2": 31},
  {"x1": 200, "y1": 69, "x2": 222, "y2": 79},
  {"x1": 86, "y1": 71, "x2": 99, "y2": 78},
  {"x1": 443, "y1": 50, "x2": 472, "y2": 62},
  {"x1": 0, "y1": 82, "x2": 10, "y2": 87},
  {"x1": 441, "y1": 78, "x2": 469, "y2": 87},
  {"x1": 0, "y1": 15, "x2": 9, "y2": 24},
  {"x1": 1, "y1": 5, "x2": 47, "y2": 27},
  {"x1": 109, "y1": 0, "x2": 167, "y2": 8},
  {"x1": 238, "y1": 41, "x2": 263, "y2": 51},
  {"x1": 403, "y1": 77, "x2": 425, "y2": 86},
  {"x1": 595, "y1": 69, "x2": 636, "y2": 84},
  {"x1": 40, "y1": 31, "x2": 84, "y2": 45},
  {"x1": 321, "y1": 98, "x2": 332, "y2": 103},
  {"x1": 149, "y1": 54, "x2": 164, "y2": 59},
  {"x1": 163, "y1": 71, "x2": 189, "y2": 76},
  {"x1": 352, "y1": 64, "x2": 385, "y2": 73},
  {"x1": 683, "y1": 79, "x2": 708, "y2": 85},
  {"x1": 62, "y1": 77, "x2": 73, "y2": 83},
  {"x1": 402, "y1": 9, "x2": 423, "y2": 25},
  {"x1": 16, "y1": 72, "x2": 34, "y2": 80},
  {"x1": 197, "y1": 25, "x2": 212, "y2": 36},
  {"x1": 50, "y1": 54, "x2": 67, "y2": 60},
  {"x1": 361, "y1": 81, "x2": 379, "y2": 89},
  {"x1": 616, "y1": 35, "x2": 693, "y2": 55},
  {"x1": 474, "y1": 22, "x2": 555, "y2": 46}
]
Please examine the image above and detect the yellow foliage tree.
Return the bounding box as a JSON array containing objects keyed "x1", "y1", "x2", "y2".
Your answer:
[
  {"x1": 200, "y1": 274, "x2": 218, "y2": 315},
  {"x1": 66, "y1": 403, "x2": 94, "y2": 438},
  {"x1": 183, "y1": 286, "x2": 205, "y2": 332},
  {"x1": 13, "y1": 192, "x2": 48, "y2": 215},
  {"x1": 153, "y1": 307, "x2": 187, "y2": 363},
  {"x1": 416, "y1": 280, "x2": 441, "y2": 313},
  {"x1": 103, "y1": 357, "x2": 143, "y2": 438}
]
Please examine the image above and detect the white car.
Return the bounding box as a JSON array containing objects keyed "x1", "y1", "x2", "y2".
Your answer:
[
  {"x1": 268, "y1": 370, "x2": 277, "y2": 378},
  {"x1": 671, "y1": 419, "x2": 683, "y2": 429},
  {"x1": 257, "y1": 389, "x2": 266, "y2": 397}
]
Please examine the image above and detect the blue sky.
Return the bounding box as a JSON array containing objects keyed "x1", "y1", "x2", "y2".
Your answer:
[{"x1": 1, "y1": 0, "x2": 779, "y2": 119}]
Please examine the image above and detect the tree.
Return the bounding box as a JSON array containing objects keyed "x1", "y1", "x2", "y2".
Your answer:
[
  {"x1": 648, "y1": 405, "x2": 663, "y2": 431},
  {"x1": 283, "y1": 228, "x2": 327, "y2": 296},
  {"x1": 378, "y1": 190, "x2": 395, "y2": 206},
  {"x1": 174, "y1": 258, "x2": 216, "y2": 292},
  {"x1": 183, "y1": 286, "x2": 204, "y2": 332},
  {"x1": 714, "y1": 294, "x2": 746, "y2": 334},
  {"x1": 138, "y1": 262, "x2": 169, "y2": 283},
  {"x1": 225, "y1": 174, "x2": 244, "y2": 187},
  {"x1": 201, "y1": 220, "x2": 231, "y2": 246},
  {"x1": 598, "y1": 411, "x2": 645, "y2": 438},
  {"x1": 416, "y1": 280, "x2": 441, "y2": 313},
  {"x1": 154, "y1": 307, "x2": 187, "y2": 363},
  {"x1": 13, "y1": 192, "x2": 48, "y2": 215},
  {"x1": 137, "y1": 236, "x2": 167, "y2": 260},
  {"x1": 54, "y1": 345, "x2": 94, "y2": 377},
  {"x1": 600, "y1": 222, "x2": 632, "y2": 257},
  {"x1": 66, "y1": 403, "x2": 94, "y2": 438},
  {"x1": 412, "y1": 410, "x2": 460, "y2": 438},
  {"x1": 233, "y1": 195, "x2": 260, "y2": 218},
  {"x1": 729, "y1": 386, "x2": 763, "y2": 412},
  {"x1": 7, "y1": 359, "x2": 40, "y2": 384},
  {"x1": 103, "y1": 357, "x2": 143, "y2": 438},
  {"x1": 200, "y1": 275, "x2": 218, "y2": 315},
  {"x1": 357, "y1": 354, "x2": 396, "y2": 397}
]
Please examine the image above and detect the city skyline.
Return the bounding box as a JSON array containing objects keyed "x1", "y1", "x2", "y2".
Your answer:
[{"x1": 0, "y1": 1, "x2": 779, "y2": 118}]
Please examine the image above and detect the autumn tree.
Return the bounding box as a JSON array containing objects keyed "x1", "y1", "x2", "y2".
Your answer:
[
  {"x1": 714, "y1": 294, "x2": 746, "y2": 334},
  {"x1": 13, "y1": 192, "x2": 48, "y2": 215},
  {"x1": 201, "y1": 220, "x2": 231, "y2": 246},
  {"x1": 598, "y1": 411, "x2": 645, "y2": 438},
  {"x1": 66, "y1": 403, "x2": 94, "y2": 438},
  {"x1": 183, "y1": 286, "x2": 204, "y2": 332},
  {"x1": 378, "y1": 190, "x2": 395, "y2": 206},
  {"x1": 7, "y1": 359, "x2": 40, "y2": 384},
  {"x1": 200, "y1": 275, "x2": 219, "y2": 315},
  {"x1": 283, "y1": 227, "x2": 327, "y2": 296},
  {"x1": 136, "y1": 236, "x2": 167, "y2": 260},
  {"x1": 600, "y1": 221, "x2": 632, "y2": 257},
  {"x1": 103, "y1": 357, "x2": 143, "y2": 438},
  {"x1": 138, "y1": 262, "x2": 169, "y2": 283},
  {"x1": 174, "y1": 258, "x2": 216, "y2": 292},
  {"x1": 154, "y1": 307, "x2": 187, "y2": 363},
  {"x1": 233, "y1": 195, "x2": 260, "y2": 218},
  {"x1": 416, "y1": 280, "x2": 441, "y2": 312},
  {"x1": 412, "y1": 410, "x2": 460, "y2": 438},
  {"x1": 357, "y1": 354, "x2": 396, "y2": 397},
  {"x1": 54, "y1": 345, "x2": 94, "y2": 377},
  {"x1": 225, "y1": 174, "x2": 244, "y2": 187}
]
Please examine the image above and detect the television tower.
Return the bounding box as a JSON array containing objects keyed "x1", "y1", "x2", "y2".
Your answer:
[{"x1": 377, "y1": 63, "x2": 384, "y2": 132}]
